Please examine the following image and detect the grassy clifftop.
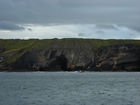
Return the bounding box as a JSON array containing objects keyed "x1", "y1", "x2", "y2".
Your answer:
[
  {"x1": 0, "y1": 39, "x2": 53, "y2": 64},
  {"x1": 1, "y1": 38, "x2": 140, "y2": 51},
  {"x1": 0, "y1": 38, "x2": 140, "y2": 65}
]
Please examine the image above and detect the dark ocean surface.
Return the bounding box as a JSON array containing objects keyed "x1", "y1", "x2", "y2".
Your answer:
[{"x1": 0, "y1": 72, "x2": 140, "y2": 105}]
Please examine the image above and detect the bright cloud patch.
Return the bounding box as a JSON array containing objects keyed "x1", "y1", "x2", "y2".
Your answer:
[{"x1": 0, "y1": 24, "x2": 139, "y2": 39}]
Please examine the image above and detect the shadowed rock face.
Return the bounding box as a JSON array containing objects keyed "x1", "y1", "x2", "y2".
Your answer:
[
  {"x1": 0, "y1": 39, "x2": 140, "y2": 71},
  {"x1": 13, "y1": 50, "x2": 94, "y2": 71},
  {"x1": 93, "y1": 45, "x2": 140, "y2": 71}
]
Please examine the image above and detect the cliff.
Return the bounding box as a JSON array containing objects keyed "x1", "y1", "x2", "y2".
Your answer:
[{"x1": 0, "y1": 38, "x2": 140, "y2": 71}]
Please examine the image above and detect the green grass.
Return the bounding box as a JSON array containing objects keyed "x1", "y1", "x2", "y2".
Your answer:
[
  {"x1": 5, "y1": 42, "x2": 35, "y2": 64},
  {"x1": 89, "y1": 39, "x2": 140, "y2": 50},
  {"x1": 0, "y1": 39, "x2": 54, "y2": 64},
  {"x1": 33, "y1": 39, "x2": 54, "y2": 49}
]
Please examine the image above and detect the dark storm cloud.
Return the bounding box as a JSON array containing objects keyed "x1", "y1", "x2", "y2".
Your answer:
[
  {"x1": 0, "y1": 0, "x2": 140, "y2": 31},
  {"x1": 0, "y1": 21, "x2": 25, "y2": 31}
]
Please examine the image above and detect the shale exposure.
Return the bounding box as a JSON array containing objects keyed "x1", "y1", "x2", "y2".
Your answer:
[{"x1": 0, "y1": 38, "x2": 140, "y2": 71}]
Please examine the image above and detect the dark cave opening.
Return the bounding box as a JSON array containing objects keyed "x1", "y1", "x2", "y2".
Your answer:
[{"x1": 58, "y1": 54, "x2": 68, "y2": 71}]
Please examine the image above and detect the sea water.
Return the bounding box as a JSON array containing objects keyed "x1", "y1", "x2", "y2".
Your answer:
[{"x1": 0, "y1": 72, "x2": 140, "y2": 105}]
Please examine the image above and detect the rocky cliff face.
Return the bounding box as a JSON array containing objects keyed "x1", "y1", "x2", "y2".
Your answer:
[
  {"x1": 12, "y1": 44, "x2": 140, "y2": 71},
  {"x1": 93, "y1": 44, "x2": 140, "y2": 71},
  {"x1": 0, "y1": 39, "x2": 140, "y2": 71},
  {"x1": 12, "y1": 39, "x2": 94, "y2": 71}
]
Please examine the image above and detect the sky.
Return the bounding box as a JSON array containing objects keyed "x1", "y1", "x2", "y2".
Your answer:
[{"x1": 0, "y1": 0, "x2": 140, "y2": 39}]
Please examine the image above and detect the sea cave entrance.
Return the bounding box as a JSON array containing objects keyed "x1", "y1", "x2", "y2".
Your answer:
[{"x1": 58, "y1": 54, "x2": 68, "y2": 71}]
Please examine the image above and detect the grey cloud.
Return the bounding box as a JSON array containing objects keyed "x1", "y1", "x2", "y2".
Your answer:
[
  {"x1": 119, "y1": 22, "x2": 140, "y2": 32},
  {"x1": 96, "y1": 24, "x2": 117, "y2": 30},
  {"x1": 0, "y1": 21, "x2": 25, "y2": 31},
  {"x1": 78, "y1": 33, "x2": 86, "y2": 37},
  {"x1": 96, "y1": 31, "x2": 106, "y2": 35},
  {"x1": 27, "y1": 28, "x2": 32, "y2": 31},
  {"x1": 128, "y1": 33, "x2": 136, "y2": 36},
  {"x1": 0, "y1": 0, "x2": 139, "y2": 32},
  {"x1": 130, "y1": 24, "x2": 140, "y2": 32}
]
